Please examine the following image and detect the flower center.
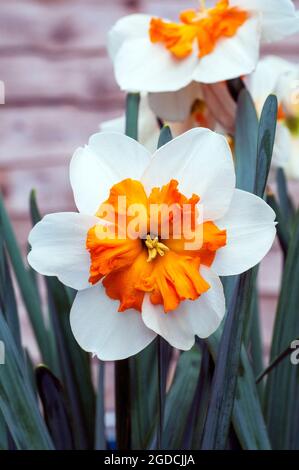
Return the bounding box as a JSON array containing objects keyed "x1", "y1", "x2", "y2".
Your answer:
[
  {"x1": 145, "y1": 234, "x2": 170, "y2": 262},
  {"x1": 86, "y1": 178, "x2": 227, "y2": 313},
  {"x1": 149, "y1": 0, "x2": 249, "y2": 60}
]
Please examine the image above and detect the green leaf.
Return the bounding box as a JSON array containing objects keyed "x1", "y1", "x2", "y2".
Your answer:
[
  {"x1": 235, "y1": 89, "x2": 258, "y2": 193},
  {"x1": 0, "y1": 411, "x2": 7, "y2": 450},
  {"x1": 125, "y1": 93, "x2": 140, "y2": 140},
  {"x1": 202, "y1": 269, "x2": 256, "y2": 449},
  {"x1": 276, "y1": 168, "x2": 295, "y2": 223},
  {"x1": 36, "y1": 365, "x2": 74, "y2": 450},
  {"x1": 207, "y1": 331, "x2": 271, "y2": 450},
  {"x1": 188, "y1": 341, "x2": 214, "y2": 450},
  {"x1": 265, "y1": 210, "x2": 299, "y2": 449},
  {"x1": 248, "y1": 292, "x2": 264, "y2": 399},
  {"x1": 255, "y1": 94, "x2": 278, "y2": 198},
  {"x1": 130, "y1": 340, "x2": 158, "y2": 450},
  {"x1": 0, "y1": 314, "x2": 54, "y2": 449},
  {"x1": 158, "y1": 126, "x2": 173, "y2": 148},
  {"x1": 95, "y1": 361, "x2": 106, "y2": 450},
  {"x1": 115, "y1": 359, "x2": 131, "y2": 450},
  {"x1": 0, "y1": 192, "x2": 51, "y2": 364},
  {"x1": 162, "y1": 346, "x2": 201, "y2": 449},
  {"x1": 0, "y1": 236, "x2": 22, "y2": 353},
  {"x1": 266, "y1": 193, "x2": 290, "y2": 258},
  {"x1": 156, "y1": 337, "x2": 172, "y2": 449}
]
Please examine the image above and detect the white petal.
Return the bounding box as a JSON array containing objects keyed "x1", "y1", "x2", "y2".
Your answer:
[
  {"x1": 286, "y1": 135, "x2": 299, "y2": 180},
  {"x1": 212, "y1": 189, "x2": 276, "y2": 276},
  {"x1": 141, "y1": 128, "x2": 235, "y2": 221},
  {"x1": 108, "y1": 14, "x2": 152, "y2": 61},
  {"x1": 114, "y1": 37, "x2": 198, "y2": 92},
  {"x1": 141, "y1": 296, "x2": 195, "y2": 351},
  {"x1": 148, "y1": 82, "x2": 202, "y2": 122},
  {"x1": 187, "y1": 266, "x2": 226, "y2": 339},
  {"x1": 141, "y1": 267, "x2": 225, "y2": 349},
  {"x1": 272, "y1": 123, "x2": 291, "y2": 168},
  {"x1": 246, "y1": 56, "x2": 296, "y2": 112},
  {"x1": 231, "y1": 0, "x2": 299, "y2": 43},
  {"x1": 70, "y1": 284, "x2": 156, "y2": 360},
  {"x1": 28, "y1": 212, "x2": 99, "y2": 290},
  {"x1": 191, "y1": 15, "x2": 260, "y2": 84},
  {"x1": 70, "y1": 132, "x2": 151, "y2": 215}
]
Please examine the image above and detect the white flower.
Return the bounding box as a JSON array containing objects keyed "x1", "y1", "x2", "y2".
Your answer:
[
  {"x1": 108, "y1": 0, "x2": 299, "y2": 93},
  {"x1": 247, "y1": 56, "x2": 299, "y2": 178},
  {"x1": 99, "y1": 92, "x2": 221, "y2": 151},
  {"x1": 27, "y1": 129, "x2": 276, "y2": 360}
]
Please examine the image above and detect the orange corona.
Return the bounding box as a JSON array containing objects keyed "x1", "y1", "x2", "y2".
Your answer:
[
  {"x1": 149, "y1": 0, "x2": 249, "y2": 59},
  {"x1": 86, "y1": 179, "x2": 226, "y2": 313}
]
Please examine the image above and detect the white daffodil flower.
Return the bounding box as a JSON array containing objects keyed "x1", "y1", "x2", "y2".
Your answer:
[
  {"x1": 28, "y1": 129, "x2": 276, "y2": 360},
  {"x1": 108, "y1": 0, "x2": 299, "y2": 93},
  {"x1": 99, "y1": 94, "x2": 219, "y2": 152},
  {"x1": 247, "y1": 56, "x2": 299, "y2": 178}
]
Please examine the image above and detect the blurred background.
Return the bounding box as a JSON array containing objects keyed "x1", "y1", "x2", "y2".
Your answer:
[{"x1": 0, "y1": 0, "x2": 299, "y2": 421}]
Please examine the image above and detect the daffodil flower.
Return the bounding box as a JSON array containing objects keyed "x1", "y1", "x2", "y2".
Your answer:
[
  {"x1": 99, "y1": 93, "x2": 218, "y2": 152},
  {"x1": 28, "y1": 129, "x2": 276, "y2": 360},
  {"x1": 247, "y1": 56, "x2": 299, "y2": 179},
  {"x1": 109, "y1": 0, "x2": 299, "y2": 92}
]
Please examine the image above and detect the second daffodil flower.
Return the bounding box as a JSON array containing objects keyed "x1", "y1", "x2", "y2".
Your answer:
[
  {"x1": 28, "y1": 129, "x2": 276, "y2": 360},
  {"x1": 108, "y1": 0, "x2": 299, "y2": 124}
]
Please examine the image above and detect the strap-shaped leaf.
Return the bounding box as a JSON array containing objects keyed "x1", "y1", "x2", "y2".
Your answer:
[
  {"x1": 95, "y1": 361, "x2": 106, "y2": 450},
  {"x1": 0, "y1": 192, "x2": 51, "y2": 364},
  {"x1": 202, "y1": 270, "x2": 255, "y2": 449},
  {"x1": 125, "y1": 93, "x2": 140, "y2": 140},
  {"x1": 0, "y1": 315, "x2": 54, "y2": 449},
  {"x1": 255, "y1": 95, "x2": 278, "y2": 198},
  {"x1": 162, "y1": 346, "x2": 202, "y2": 449},
  {"x1": 265, "y1": 210, "x2": 299, "y2": 449},
  {"x1": 276, "y1": 168, "x2": 295, "y2": 223},
  {"x1": 235, "y1": 89, "x2": 258, "y2": 193},
  {"x1": 0, "y1": 235, "x2": 21, "y2": 353},
  {"x1": 36, "y1": 365, "x2": 74, "y2": 450},
  {"x1": 207, "y1": 331, "x2": 271, "y2": 449}
]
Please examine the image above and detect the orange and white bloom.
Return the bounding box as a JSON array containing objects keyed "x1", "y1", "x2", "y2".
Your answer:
[
  {"x1": 109, "y1": 0, "x2": 299, "y2": 93},
  {"x1": 247, "y1": 56, "x2": 299, "y2": 179},
  {"x1": 99, "y1": 93, "x2": 218, "y2": 151},
  {"x1": 28, "y1": 129, "x2": 276, "y2": 360}
]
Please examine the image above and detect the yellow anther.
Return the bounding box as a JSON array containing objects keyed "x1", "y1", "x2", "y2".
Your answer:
[{"x1": 145, "y1": 235, "x2": 169, "y2": 262}]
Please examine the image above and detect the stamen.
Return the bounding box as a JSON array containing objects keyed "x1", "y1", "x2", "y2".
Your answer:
[{"x1": 145, "y1": 234, "x2": 169, "y2": 262}]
